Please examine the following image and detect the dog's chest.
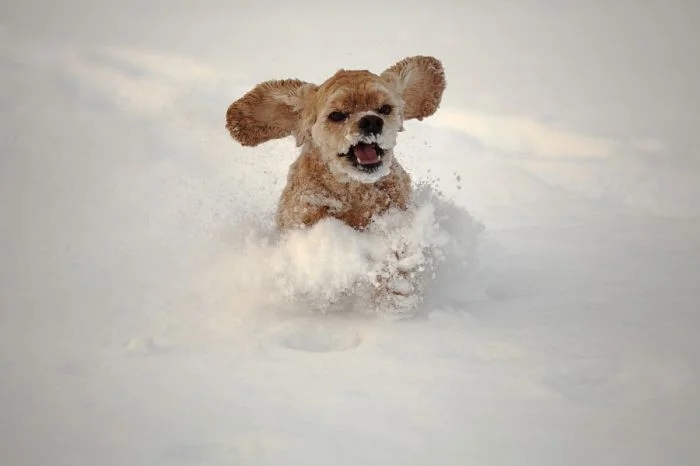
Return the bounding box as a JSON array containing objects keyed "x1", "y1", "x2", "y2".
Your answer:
[
  {"x1": 339, "y1": 185, "x2": 394, "y2": 226},
  {"x1": 329, "y1": 173, "x2": 409, "y2": 229},
  {"x1": 278, "y1": 154, "x2": 410, "y2": 230}
]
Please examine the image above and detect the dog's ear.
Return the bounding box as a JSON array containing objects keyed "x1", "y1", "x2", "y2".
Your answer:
[
  {"x1": 226, "y1": 79, "x2": 317, "y2": 147},
  {"x1": 381, "y1": 56, "x2": 446, "y2": 121}
]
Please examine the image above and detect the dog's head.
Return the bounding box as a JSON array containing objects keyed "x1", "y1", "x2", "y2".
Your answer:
[{"x1": 226, "y1": 56, "x2": 445, "y2": 183}]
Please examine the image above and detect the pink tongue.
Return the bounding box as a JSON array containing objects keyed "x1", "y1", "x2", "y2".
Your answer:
[{"x1": 354, "y1": 143, "x2": 379, "y2": 165}]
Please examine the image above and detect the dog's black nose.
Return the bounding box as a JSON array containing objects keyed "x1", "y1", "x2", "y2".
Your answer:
[{"x1": 358, "y1": 115, "x2": 383, "y2": 135}]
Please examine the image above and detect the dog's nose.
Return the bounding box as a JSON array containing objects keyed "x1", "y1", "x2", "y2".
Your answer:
[{"x1": 358, "y1": 115, "x2": 383, "y2": 135}]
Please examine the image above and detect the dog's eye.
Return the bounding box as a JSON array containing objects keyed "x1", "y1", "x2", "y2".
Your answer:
[
  {"x1": 377, "y1": 104, "x2": 393, "y2": 115},
  {"x1": 328, "y1": 111, "x2": 348, "y2": 122}
]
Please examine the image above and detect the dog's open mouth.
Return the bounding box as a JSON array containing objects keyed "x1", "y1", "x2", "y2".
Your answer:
[{"x1": 339, "y1": 142, "x2": 385, "y2": 172}]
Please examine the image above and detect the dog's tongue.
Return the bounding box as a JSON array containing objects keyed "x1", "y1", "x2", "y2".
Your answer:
[{"x1": 354, "y1": 143, "x2": 379, "y2": 165}]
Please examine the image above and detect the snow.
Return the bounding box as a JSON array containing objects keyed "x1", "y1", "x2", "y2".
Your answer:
[
  {"x1": 221, "y1": 188, "x2": 478, "y2": 317},
  {"x1": 2, "y1": 1, "x2": 699, "y2": 465}
]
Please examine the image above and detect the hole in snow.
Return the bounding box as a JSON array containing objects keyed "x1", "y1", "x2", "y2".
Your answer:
[{"x1": 278, "y1": 324, "x2": 362, "y2": 353}]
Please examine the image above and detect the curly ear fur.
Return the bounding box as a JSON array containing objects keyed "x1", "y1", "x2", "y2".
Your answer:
[
  {"x1": 381, "y1": 56, "x2": 446, "y2": 121},
  {"x1": 226, "y1": 79, "x2": 316, "y2": 147}
]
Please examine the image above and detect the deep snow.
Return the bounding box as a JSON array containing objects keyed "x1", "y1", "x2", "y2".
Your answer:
[{"x1": 2, "y1": 1, "x2": 700, "y2": 465}]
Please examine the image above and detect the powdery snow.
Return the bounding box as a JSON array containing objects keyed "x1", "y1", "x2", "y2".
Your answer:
[{"x1": 1, "y1": 2, "x2": 699, "y2": 466}]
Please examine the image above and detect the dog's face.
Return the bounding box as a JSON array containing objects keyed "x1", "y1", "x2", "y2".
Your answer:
[
  {"x1": 308, "y1": 70, "x2": 403, "y2": 182},
  {"x1": 226, "y1": 56, "x2": 445, "y2": 184}
]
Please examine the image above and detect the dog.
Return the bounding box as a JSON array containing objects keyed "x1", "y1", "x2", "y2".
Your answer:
[
  {"x1": 225, "y1": 55, "x2": 445, "y2": 231},
  {"x1": 225, "y1": 56, "x2": 445, "y2": 310}
]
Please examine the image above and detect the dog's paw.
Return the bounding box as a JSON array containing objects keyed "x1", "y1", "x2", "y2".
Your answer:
[
  {"x1": 395, "y1": 253, "x2": 426, "y2": 274},
  {"x1": 370, "y1": 274, "x2": 422, "y2": 317}
]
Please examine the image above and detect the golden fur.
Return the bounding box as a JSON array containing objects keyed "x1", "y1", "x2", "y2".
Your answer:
[{"x1": 225, "y1": 56, "x2": 446, "y2": 231}]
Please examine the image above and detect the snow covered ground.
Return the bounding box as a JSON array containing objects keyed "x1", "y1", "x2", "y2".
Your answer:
[{"x1": 2, "y1": 1, "x2": 699, "y2": 465}]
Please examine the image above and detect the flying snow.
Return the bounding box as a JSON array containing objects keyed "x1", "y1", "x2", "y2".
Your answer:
[{"x1": 220, "y1": 182, "x2": 482, "y2": 318}]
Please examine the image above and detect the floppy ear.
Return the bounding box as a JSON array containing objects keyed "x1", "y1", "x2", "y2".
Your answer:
[
  {"x1": 380, "y1": 56, "x2": 446, "y2": 121},
  {"x1": 226, "y1": 79, "x2": 316, "y2": 147}
]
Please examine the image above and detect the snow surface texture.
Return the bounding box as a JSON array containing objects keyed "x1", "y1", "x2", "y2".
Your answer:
[{"x1": 2, "y1": 1, "x2": 700, "y2": 466}]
